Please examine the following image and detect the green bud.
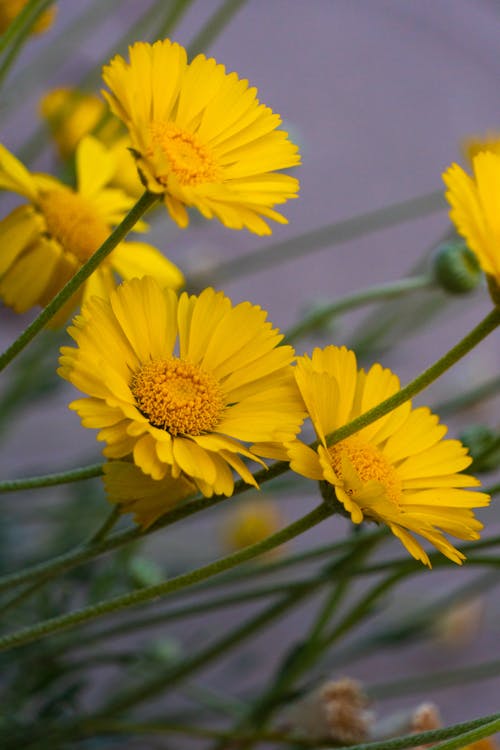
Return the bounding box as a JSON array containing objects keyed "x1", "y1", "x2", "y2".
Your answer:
[{"x1": 433, "y1": 239, "x2": 481, "y2": 294}]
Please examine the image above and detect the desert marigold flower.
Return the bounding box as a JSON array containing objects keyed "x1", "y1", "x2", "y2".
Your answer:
[
  {"x1": 58, "y1": 276, "x2": 305, "y2": 498},
  {"x1": 443, "y1": 152, "x2": 500, "y2": 300},
  {"x1": 0, "y1": 136, "x2": 183, "y2": 321},
  {"x1": 287, "y1": 346, "x2": 489, "y2": 567},
  {"x1": 102, "y1": 38, "x2": 300, "y2": 234},
  {"x1": 39, "y1": 87, "x2": 143, "y2": 197},
  {"x1": 0, "y1": 0, "x2": 56, "y2": 34}
]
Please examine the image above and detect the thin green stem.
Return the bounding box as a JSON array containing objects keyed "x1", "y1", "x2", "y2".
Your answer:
[
  {"x1": 284, "y1": 275, "x2": 434, "y2": 343},
  {"x1": 0, "y1": 464, "x2": 103, "y2": 493},
  {"x1": 0, "y1": 504, "x2": 332, "y2": 652},
  {"x1": 324, "y1": 307, "x2": 500, "y2": 448},
  {"x1": 86, "y1": 506, "x2": 120, "y2": 545},
  {"x1": 431, "y1": 717, "x2": 500, "y2": 750},
  {"x1": 0, "y1": 0, "x2": 54, "y2": 84},
  {"x1": 0, "y1": 191, "x2": 158, "y2": 374},
  {"x1": 186, "y1": 190, "x2": 445, "y2": 288},
  {"x1": 187, "y1": 0, "x2": 248, "y2": 57}
]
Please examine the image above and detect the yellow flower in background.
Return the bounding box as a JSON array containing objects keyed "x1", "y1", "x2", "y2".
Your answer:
[
  {"x1": 103, "y1": 461, "x2": 196, "y2": 528},
  {"x1": 287, "y1": 346, "x2": 489, "y2": 567},
  {"x1": 0, "y1": 0, "x2": 56, "y2": 34},
  {"x1": 59, "y1": 277, "x2": 305, "y2": 497},
  {"x1": 222, "y1": 499, "x2": 284, "y2": 553},
  {"x1": 39, "y1": 88, "x2": 144, "y2": 197},
  {"x1": 102, "y1": 38, "x2": 300, "y2": 234},
  {"x1": 0, "y1": 137, "x2": 183, "y2": 322},
  {"x1": 443, "y1": 152, "x2": 500, "y2": 291}
]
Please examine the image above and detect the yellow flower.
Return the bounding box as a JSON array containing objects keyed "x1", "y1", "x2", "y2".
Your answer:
[
  {"x1": 39, "y1": 88, "x2": 144, "y2": 197},
  {"x1": 443, "y1": 152, "x2": 500, "y2": 287},
  {"x1": 287, "y1": 346, "x2": 489, "y2": 567},
  {"x1": 58, "y1": 276, "x2": 305, "y2": 498},
  {"x1": 103, "y1": 461, "x2": 196, "y2": 528},
  {"x1": 0, "y1": 0, "x2": 56, "y2": 34},
  {"x1": 102, "y1": 38, "x2": 300, "y2": 234},
  {"x1": 222, "y1": 499, "x2": 284, "y2": 552},
  {"x1": 0, "y1": 136, "x2": 183, "y2": 322}
]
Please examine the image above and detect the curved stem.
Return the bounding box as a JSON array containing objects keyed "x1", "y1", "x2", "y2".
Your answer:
[
  {"x1": 0, "y1": 191, "x2": 158, "y2": 374},
  {"x1": 0, "y1": 0, "x2": 54, "y2": 81},
  {"x1": 324, "y1": 306, "x2": 500, "y2": 447},
  {"x1": 0, "y1": 464, "x2": 103, "y2": 493},
  {"x1": 0, "y1": 503, "x2": 332, "y2": 652},
  {"x1": 284, "y1": 275, "x2": 434, "y2": 343}
]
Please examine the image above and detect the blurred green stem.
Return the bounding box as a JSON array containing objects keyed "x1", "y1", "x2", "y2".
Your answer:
[
  {"x1": 187, "y1": 0, "x2": 248, "y2": 57},
  {"x1": 0, "y1": 0, "x2": 54, "y2": 85},
  {"x1": 187, "y1": 190, "x2": 445, "y2": 288},
  {"x1": 284, "y1": 275, "x2": 433, "y2": 343},
  {"x1": 0, "y1": 464, "x2": 103, "y2": 493}
]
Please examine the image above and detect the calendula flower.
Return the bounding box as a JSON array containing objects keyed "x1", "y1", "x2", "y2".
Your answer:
[
  {"x1": 58, "y1": 276, "x2": 305, "y2": 497},
  {"x1": 102, "y1": 38, "x2": 300, "y2": 234},
  {"x1": 0, "y1": 0, "x2": 56, "y2": 34},
  {"x1": 39, "y1": 88, "x2": 143, "y2": 197},
  {"x1": 0, "y1": 137, "x2": 183, "y2": 322},
  {"x1": 443, "y1": 152, "x2": 500, "y2": 295},
  {"x1": 287, "y1": 346, "x2": 489, "y2": 567},
  {"x1": 103, "y1": 461, "x2": 196, "y2": 528}
]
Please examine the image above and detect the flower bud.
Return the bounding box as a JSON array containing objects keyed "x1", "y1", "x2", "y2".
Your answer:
[{"x1": 432, "y1": 239, "x2": 481, "y2": 294}]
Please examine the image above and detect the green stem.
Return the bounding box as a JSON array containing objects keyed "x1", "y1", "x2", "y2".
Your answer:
[
  {"x1": 431, "y1": 717, "x2": 500, "y2": 750},
  {"x1": 186, "y1": 190, "x2": 445, "y2": 288},
  {"x1": 0, "y1": 0, "x2": 54, "y2": 84},
  {"x1": 284, "y1": 275, "x2": 433, "y2": 343},
  {"x1": 86, "y1": 506, "x2": 120, "y2": 545},
  {"x1": 0, "y1": 464, "x2": 103, "y2": 493},
  {"x1": 0, "y1": 504, "x2": 332, "y2": 652},
  {"x1": 324, "y1": 307, "x2": 500, "y2": 448},
  {"x1": 0, "y1": 191, "x2": 158, "y2": 374}
]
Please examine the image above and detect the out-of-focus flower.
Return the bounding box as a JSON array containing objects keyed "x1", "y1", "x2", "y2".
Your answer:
[
  {"x1": 285, "y1": 678, "x2": 373, "y2": 744},
  {"x1": 443, "y1": 152, "x2": 500, "y2": 302},
  {"x1": 287, "y1": 345, "x2": 489, "y2": 567},
  {"x1": 59, "y1": 277, "x2": 305, "y2": 498},
  {"x1": 222, "y1": 499, "x2": 284, "y2": 552},
  {"x1": 409, "y1": 703, "x2": 498, "y2": 750},
  {"x1": 433, "y1": 597, "x2": 485, "y2": 647},
  {"x1": 39, "y1": 88, "x2": 143, "y2": 197},
  {"x1": 0, "y1": 137, "x2": 183, "y2": 322},
  {"x1": 102, "y1": 38, "x2": 300, "y2": 234},
  {"x1": 0, "y1": 0, "x2": 56, "y2": 34},
  {"x1": 103, "y1": 461, "x2": 195, "y2": 528}
]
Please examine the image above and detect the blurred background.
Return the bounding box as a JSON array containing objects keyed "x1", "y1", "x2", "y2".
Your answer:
[{"x1": 1, "y1": 0, "x2": 500, "y2": 740}]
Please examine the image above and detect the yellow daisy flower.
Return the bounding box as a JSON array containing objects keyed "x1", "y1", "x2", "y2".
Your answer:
[
  {"x1": 287, "y1": 346, "x2": 489, "y2": 567},
  {"x1": 102, "y1": 38, "x2": 300, "y2": 235},
  {"x1": 0, "y1": 0, "x2": 56, "y2": 34},
  {"x1": 443, "y1": 151, "x2": 500, "y2": 290},
  {"x1": 0, "y1": 136, "x2": 183, "y2": 321},
  {"x1": 39, "y1": 87, "x2": 143, "y2": 197},
  {"x1": 58, "y1": 276, "x2": 305, "y2": 497}
]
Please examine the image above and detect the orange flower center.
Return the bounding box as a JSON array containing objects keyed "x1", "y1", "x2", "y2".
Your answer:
[
  {"x1": 328, "y1": 436, "x2": 402, "y2": 506},
  {"x1": 131, "y1": 358, "x2": 224, "y2": 436},
  {"x1": 37, "y1": 188, "x2": 110, "y2": 263},
  {"x1": 150, "y1": 122, "x2": 219, "y2": 186}
]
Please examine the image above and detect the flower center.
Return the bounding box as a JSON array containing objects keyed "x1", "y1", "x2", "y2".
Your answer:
[
  {"x1": 131, "y1": 358, "x2": 225, "y2": 436},
  {"x1": 328, "y1": 436, "x2": 402, "y2": 506},
  {"x1": 37, "y1": 188, "x2": 110, "y2": 263},
  {"x1": 150, "y1": 122, "x2": 219, "y2": 186}
]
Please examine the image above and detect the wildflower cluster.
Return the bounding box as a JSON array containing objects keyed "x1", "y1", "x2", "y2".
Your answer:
[{"x1": 1, "y1": 9, "x2": 499, "y2": 750}]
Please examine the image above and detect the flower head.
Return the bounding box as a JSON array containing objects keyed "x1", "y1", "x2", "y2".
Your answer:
[
  {"x1": 0, "y1": 0, "x2": 56, "y2": 34},
  {"x1": 0, "y1": 137, "x2": 183, "y2": 321},
  {"x1": 39, "y1": 87, "x2": 143, "y2": 197},
  {"x1": 443, "y1": 152, "x2": 500, "y2": 297},
  {"x1": 102, "y1": 39, "x2": 300, "y2": 234},
  {"x1": 58, "y1": 276, "x2": 305, "y2": 498},
  {"x1": 287, "y1": 346, "x2": 489, "y2": 567}
]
